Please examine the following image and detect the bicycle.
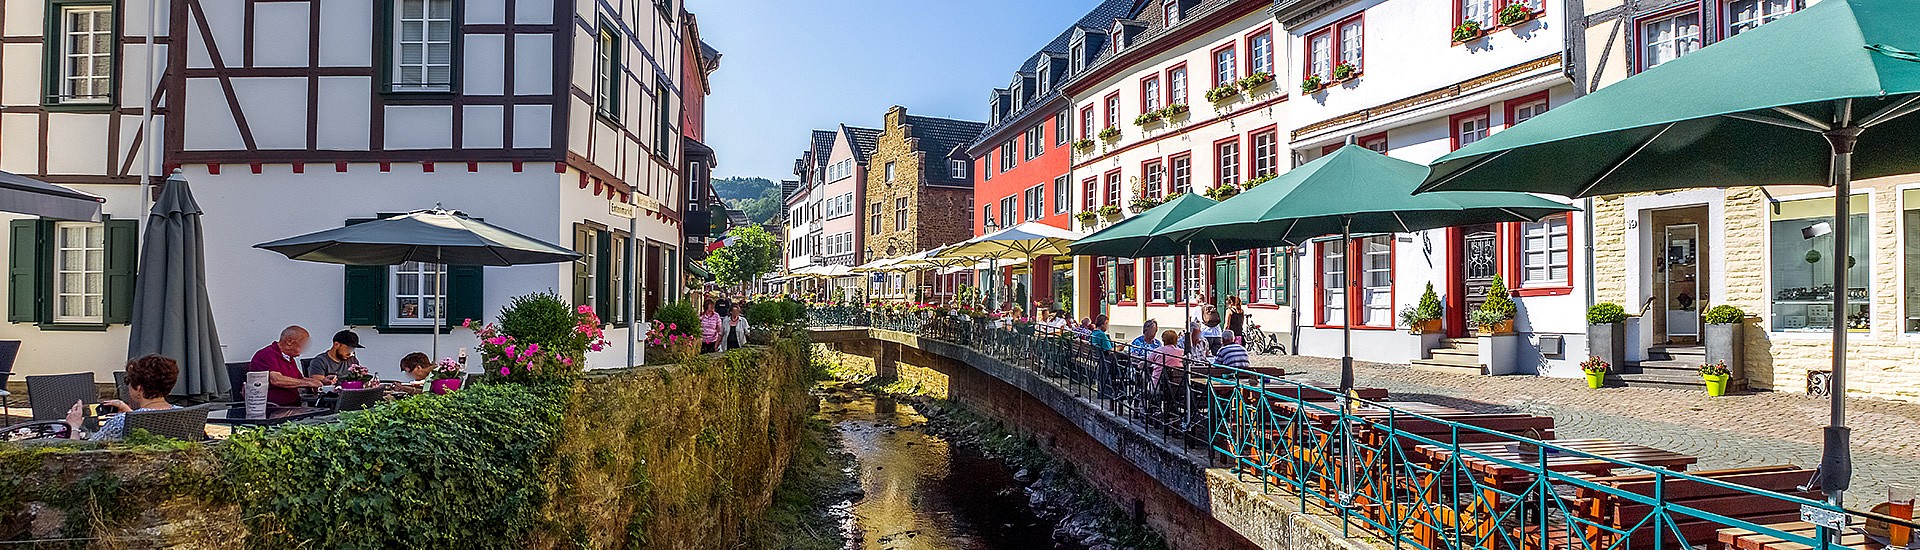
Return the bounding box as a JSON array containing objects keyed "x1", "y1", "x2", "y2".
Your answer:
[{"x1": 1244, "y1": 323, "x2": 1286, "y2": 355}]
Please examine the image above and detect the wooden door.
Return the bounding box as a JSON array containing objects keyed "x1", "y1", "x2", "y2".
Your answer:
[{"x1": 1459, "y1": 224, "x2": 1501, "y2": 334}]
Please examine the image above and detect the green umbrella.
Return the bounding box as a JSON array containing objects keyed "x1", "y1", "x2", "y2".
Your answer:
[
  {"x1": 1068, "y1": 193, "x2": 1268, "y2": 258},
  {"x1": 1418, "y1": 0, "x2": 1920, "y2": 506},
  {"x1": 1164, "y1": 145, "x2": 1573, "y2": 391}
]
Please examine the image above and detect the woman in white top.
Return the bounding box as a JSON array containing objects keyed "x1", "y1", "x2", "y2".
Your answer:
[{"x1": 719, "y1": 305, "x2": 752, "y2": 351}]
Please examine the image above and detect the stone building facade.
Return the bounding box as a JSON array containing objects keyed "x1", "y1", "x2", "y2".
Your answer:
[{"x1": 864, "y1": 106, "x2": 986, "y2": 300}]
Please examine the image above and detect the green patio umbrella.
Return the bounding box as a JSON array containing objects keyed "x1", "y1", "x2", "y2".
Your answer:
[
  {"x1": 1164, "y1": 145, "x2": 1574, "y2": 392},
  {"x1": 1068, "y1": 193, "x2": 1272, "y2": 258},
  {"x1": 1418, "y1": 0, "x2": 1920, "y2": 506}
]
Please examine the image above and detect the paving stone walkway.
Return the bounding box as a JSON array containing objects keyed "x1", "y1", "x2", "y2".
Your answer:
[{"x1": 1250, "y1": 354, "x2": 1920, "y2": 508}]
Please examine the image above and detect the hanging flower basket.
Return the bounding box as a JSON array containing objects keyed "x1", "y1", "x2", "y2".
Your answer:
[
  {"x1": 1133, "y1": 111, "x2": 1165, "y2": 126},
  {"x1": 1073, "y1": 138, "x2": 1095, "y2": 151}
]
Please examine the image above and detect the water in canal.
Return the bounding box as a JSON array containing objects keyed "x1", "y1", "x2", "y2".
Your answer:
[{"x1": 817, "y1": 387, "x2": 1072, "y2": 550}]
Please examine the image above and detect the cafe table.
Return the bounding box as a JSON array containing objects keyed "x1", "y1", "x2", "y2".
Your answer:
[
  {"x1": 206, "y1": 405, "x2": 333, "y2": 427},
  {"x1": 1405, "y1": 438, "x2": 1697, "y2": 548},
  {"x1": 1719, "y1": 521, "x2": 1887, "y2": 550}
]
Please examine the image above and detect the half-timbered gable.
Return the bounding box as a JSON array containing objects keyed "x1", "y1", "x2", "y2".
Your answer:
[{"x1": 0, "y1": 0, "x2": 167, "y2": 186}]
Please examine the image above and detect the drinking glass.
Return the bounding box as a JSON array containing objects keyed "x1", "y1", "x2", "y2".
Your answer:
[{"x1": 1892, "y1": 484, "x2": 1915, "y2": 548}]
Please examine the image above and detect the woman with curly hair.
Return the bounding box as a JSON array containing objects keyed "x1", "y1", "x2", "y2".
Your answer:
[{"x1": 67, "y1": 354, "x2": 180, "y2": 441}]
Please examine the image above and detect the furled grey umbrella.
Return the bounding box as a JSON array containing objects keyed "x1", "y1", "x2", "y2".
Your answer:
[
  {"x1": 0, "y1": 170, "x2": 104, "y2": 221},
  {"x1": 127, "y1": 172, "x2": 226, "y2": 399},
  {"x1": 254, "y1": 208, "x2": 581, "y2": 356}
]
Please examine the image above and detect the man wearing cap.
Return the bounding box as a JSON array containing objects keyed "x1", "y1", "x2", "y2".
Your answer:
[{"x1": 307, "y1": 329, "x2": 364, "y2": 380}]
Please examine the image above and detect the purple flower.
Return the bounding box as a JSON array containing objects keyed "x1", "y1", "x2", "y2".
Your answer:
[{"x1": 499, "y1": 366, "x2": 510, "y2": 376}]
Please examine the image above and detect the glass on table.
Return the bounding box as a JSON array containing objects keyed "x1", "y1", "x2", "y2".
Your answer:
[{"x1": 1892, "y1": 483, "x2": 1915, "y2": 548}]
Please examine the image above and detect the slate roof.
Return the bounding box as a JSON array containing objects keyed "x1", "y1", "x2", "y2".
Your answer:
[
  {"x1": 969, "y1": 0, "x2": 1140, "y2": 149},
  {"x1": 902, "y1": 115, "x2": 988, "y2": 185},
  {"x1": 1071, "y1": 0, "x2": 1243, "y2": 88},
  {"x1": 808, "y1": 130, "x2": 836, "y2": 170},
  {"x1": 844, "y1": 125, "x2": 883, "y2": 164}
]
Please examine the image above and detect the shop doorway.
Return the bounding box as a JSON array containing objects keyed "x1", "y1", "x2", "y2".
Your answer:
[{"x1": 1648, "y1": 207, "x2": 1710, "y2": 345}]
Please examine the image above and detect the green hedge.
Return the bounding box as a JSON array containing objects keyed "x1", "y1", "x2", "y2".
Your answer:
[{"x1": 221, "y1": 382, "x2": 570, "y2": 550}]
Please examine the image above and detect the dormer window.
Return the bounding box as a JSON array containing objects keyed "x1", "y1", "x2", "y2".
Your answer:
[
  {"x1": 1165, "y1": 0, "x2": 1181, "y2": 26},
  {"x1": 1038, "y1": 66, "x2": 1051, "y2": 95},
  {"x1": 989, "y1": 96, "x2": 1002, "y2": 124},
  {"x1": 1113, "y1": 22, "x2": 1125, "y2": 52},
  {"x1": 1070, "y1": 41, "x2": 1085, "y2": 72}
]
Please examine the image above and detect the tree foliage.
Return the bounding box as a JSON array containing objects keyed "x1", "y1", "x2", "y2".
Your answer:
[{"x1": 707, "y1": 224, "x2": 780, "y2": 286}]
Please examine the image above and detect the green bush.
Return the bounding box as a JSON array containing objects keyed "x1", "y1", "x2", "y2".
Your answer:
[
  {"x1": 1416, "y1": 283, "x2": 1444, "y2": 320},
  {"x1": 497, "y1": 292, "x2": 578, "y2": 351},
  {"x1": 781, "y1": 299, "x2": 806, "y2": 323},
  {"x1": 1478, "y1": 275, "x2": 1516, "y2": 319},
  {"x1": 653, "y1": 300, "x2": 700, "y2": 338},
  {"x1": 746, "y1": 301, "x2": 788, "y2": 327},
  {"x1": 1587, "y1": 303, "x2": 1628, "y2": 324},
  {"x1": 1703, "y1": 305, "x2": 1747, "y2": 324},
  {"x1": 222, "y1": 383, "x2": 570, "y2": 550}
]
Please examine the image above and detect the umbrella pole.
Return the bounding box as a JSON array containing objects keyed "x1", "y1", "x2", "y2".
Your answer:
[
  {"x1": 433, "y1": 247, "x2": 443, "y2": 360},
  {"x1": 1819, "y1": 107, "x2": 1860, "y2": 508},
  {"x1": 1338, "y1": 216, "x2": 1356, "y2": 506}
]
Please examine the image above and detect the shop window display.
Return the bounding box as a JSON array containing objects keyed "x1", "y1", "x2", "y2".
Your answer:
[{"x1": 1770, "y1": 194, "x2": 1869, "y2": 332}]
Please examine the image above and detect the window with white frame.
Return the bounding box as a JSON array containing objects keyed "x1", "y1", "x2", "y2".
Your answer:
[
  {"x1": 1000, "y1": 196, "x2": 1016, "y2": 227},
  {"x1": 1082, "y1": 178, "x2": 1098, "y2": 210},
  {"x1": 1165, "y1": 0, "x2": 1181, "y2": 25},
  {"x1": 392, "y1": 0, "x2": 456, "y2": 92},
  {"x1": 54, "y1": 5, "x2": 114, "y2": 104},
  {"x1": 1143, "y1": 77, "x2": 1162, "y2": 111},
  {"x1": 1026, "y1": 125, "x2": 1044, "y2": 159},
  {"x1": 1251, "y1": 130, "x2": 1278, "y2": 179},
  {"x1": 1169, "y1": 66, "x2": 1188, "y2": 105},
  {"x1": 1460, "y1": 0, "x2": 1493, "y2": 28},
  {"x1": 1055, "y1": 112, "x2": 1070, "y2": 146},
  {"x1": 51, "y1": 222, "x2": 105, "y2": 323},
  {"x1": 982, "y1": 203, "x2": 994, "y2": 228},
  {"x1": 1357, "y1": 236, "x2": 1392, "y2": 326},
  {"x1": 1216, "y1": 140, "x2": 1241, "y2": 187},
  {"x1": 1181, "y1": 256, "x2": 1203, "y2": 303},
  {"x1": 1105, "y1": 171, "x2": 1122, "y2": 206},
  {"x1": 1320, "y1": 240, "x2": 1345, "y2": 325},
  {"x1": 1339, "y1": 17, "x2": 1363, "y2": 72},
  {"x1": 1511, "y1": 96, "x2": 1550, "y2": 124},
  {"x1": 1213, "y1": 47, "x2": 1237, "y2": 87},
  {"x1": 1639, "y1": 9, "x2": 1701, "y2": 70},
  {"x1": 885, "y1": 162, "x2": 897, "y2": 182},
  {"x1": 594, "y1": 22, "x2": 621, "y2": 120},
  {"x1": 391, "y1": 261, "x2": 444, "y2": 326},
  {"x1": 1151, "y1": 257, "x2": 1173, "y2": 302},
  {"x1": 1724, "y1": 0, "x2": 1793, "y2": 37},
  {"x1": 1307, "y1": 31, "x2": 1334, "y2": 80},
  {"x1": 1025, "y1": 186, "x2": 1044, "y2": 220},
  {"x1": 1455, "y1": 112, "x2": 1490, "y2": 148},
  {"x1": 1105, "y1": 94, "x2": 1121, "y2": 129},
  {"x1": 1519, "y1": 213, "x2": 1570, "y2": 287},
  {"x1": 1255, "y1": 248, "x2": 1288, "y2": 305},
  {"x1": 1144, "y1": 161, "x2": 1165, "y2": 200},
  {"x1": 1249, "y1": 31, "x2": 1273, "y2": 75},
  {"x1": 1170, "y1": 155, "x2": 1192, "y2": 195},
  {"x1": 1080, "y1": 107, "x2": 1095, "y2": 141},
  {"x1": 950, "y1": 159, "x2": 969, "y2": 178},
  {"x1": 1053, "y1": 176, "x2": 1070, "y2": 214},
  {"x1": 1000, "y1": 142, "x2": 1015, "y2": 172}
]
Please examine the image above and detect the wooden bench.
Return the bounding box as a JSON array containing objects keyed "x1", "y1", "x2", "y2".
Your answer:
[{"x1": 1523, "y1": 465, "x2": 1820, "y2": 550}]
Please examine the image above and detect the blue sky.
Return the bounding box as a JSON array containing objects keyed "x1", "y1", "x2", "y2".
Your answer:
[{"x1": 696, "y1": 0, "x2": 1105, "y2": 180}]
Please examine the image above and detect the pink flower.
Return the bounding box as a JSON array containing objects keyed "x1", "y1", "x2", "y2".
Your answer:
[
  {"x1": 499, "y1": 366, "x2": 510, "y2": 376},
  {"x1": 488, "y1": 336, "x2": 509, "y2": 346},
  {"x1": 560, "y1": 356, "x2": 573, "y2": 366},
  {"x1": 668, "y1": 323, "x2": 678, "y2": 330},
  {"x1": 527, "y1": 343, "x2": 540, "y2": 355},
  {"x1": 578, "y1": 305, "x2": 594, "y2": 314},
  {"x1": 504, "y1": 344, "x2": 517, "y2": 356}
]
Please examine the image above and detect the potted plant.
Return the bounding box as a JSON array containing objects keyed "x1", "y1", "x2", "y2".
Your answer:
[
  {"x1": 1203, "y1": 183, "x2": 1242, "y2": 201},
  {"x1": 1699, "y1": 360, "x2": 1733, "y2": 397},
  {"x1": 1160, "y1": 103, "x2": 1190, "y2": 118},
  {"x1": 1097, "y1": 204, "x2": 1121, "y2": 217},
  {"x1": 1133, "y1": 111, "x2": 1164, "y2": 126},
  {"x1": 429, "y1": 358, "x2": 464, "y2": 395},
  {"x1": 1074, "y1": 210, "x2": 1100, "y2": 224},
  {"x1": 339, "y1": 364, "x2": 374, "y2": 390},
  {"x1": 1404, "y1": 283, "x2": 1444, "y2": 333},
  {"x1": 1702, "y1": 304, "x2": 1745, "y2": 383},
  {"x1": 1474, "y1": 275, "x2": 1516, "y2": 334},
  {"x1": 1498, "y1": 3, "x2": 1537, "y2": 27},
  {"x1": 1332, "y1": 62, "x2": 1358, "y2": 82},
  {"x1": 1452, "y1": 20, "x2": 1485, "y2": 44},
  {"x1": 1073, "y1": 138, "x2": 1095, "y2": 151},
  {"x1": 1586, "y1": 302, "x2": 1628, "y2": 376},
  {"x1": 1243, "y1": 174, "x2": 1277, "y2": 190},
  {"x1": 469, "y1": 292, "x2": 612, "y2": 378},
  {"x1": 1579, "y1": 356, "x2": 1610, "y2": 389},
  {"x1": 1238, "y1": 71, "x2": 1275, "y2": 91},
  {"x1": 1098, "y1": 126, "x2": 1122, "y2": 141},
  {"x1": 1129, "y1": 195, "x2": 1164, "y2": 212},
  {"x1": 1300, "y1": 74, "x2": 1325, "y2": 94},
  {"x1": 1205, "y1": 85, "x2": 1240, "y2": 103}
]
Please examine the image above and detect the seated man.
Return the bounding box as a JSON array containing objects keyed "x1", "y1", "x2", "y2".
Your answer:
[
  {"x1": 1213, "y1": 329, "x2": 1251, "y2": 370},
  {"x1": 252, "y1": 326, "x2": 330, "y2": 406},
  {"x1": 306, "y1": 329, "x2": 365, "y2": 379},
  {"x1": 67, "y1": 354, "x2": 181, "y2": 441}
]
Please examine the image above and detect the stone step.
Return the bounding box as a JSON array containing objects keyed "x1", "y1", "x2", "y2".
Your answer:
[
  {"x1": 1411, "y1": 359, "x2": 1485, "y2": 376},
  {"x1": 1646, "y1": 345, "x2": 1706, "y2": 362},
  {"x1": 1429, "y1": 347, "x2": 1479, "y2": 361},
  {"x1": 1439, "y1": 338, "x2": 1480, "y2": 351}
]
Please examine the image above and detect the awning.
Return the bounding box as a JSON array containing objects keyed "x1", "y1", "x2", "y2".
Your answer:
[
  {"x1": 0, "y1": 171, "x2": 104, "y2": 221},
  {"x1": 687, "y1": 261, "x2": 712, "y2": 280}
]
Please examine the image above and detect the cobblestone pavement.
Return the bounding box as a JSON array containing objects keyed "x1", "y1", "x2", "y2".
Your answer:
[{"x1": 1250, "y1": 354, "x2": 1920, "y2": 508}]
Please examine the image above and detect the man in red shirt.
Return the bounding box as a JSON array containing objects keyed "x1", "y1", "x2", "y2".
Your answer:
[{"x1": 250, "y1": 325, "x2": 329, "y2": 405}]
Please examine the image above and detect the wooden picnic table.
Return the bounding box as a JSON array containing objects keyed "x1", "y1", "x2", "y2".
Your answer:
[
  {"x1": 1719, "y1": 521, "x2": 1885, "y2": 550},
  {"x1": 1186, "y1": 378, "x2": 1388, "y2": 401},
  {"x1": 1404, "y1": 438, "x2": 1697, "y2": 549}
]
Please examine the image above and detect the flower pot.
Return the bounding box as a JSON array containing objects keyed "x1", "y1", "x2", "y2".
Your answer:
[
  {"x1": 430, "y1": 378, "x2": 462, "y2": 395},
  {"x1": 1477, "y1": 319, "x2": 1515, "y2": 335},
  {"x1": 340, "y1": 380, "x2": 366, "y2": 390},
  {"x1": 1704, "y1": 321, "x2": 1744, "y2": 379},
  {"x1": 1587, "y1": 322, "x2": 1626, "y2": 374},
  {"x1": 1702, "y1": 373, "x2": 1731, "y2": 396},
  {"x1": 1410, "y1": 318, "x2": 1443, "y2": 334},
  {"x1": 1585, "y1": 371, "x2": 1606, "y2": 389}
]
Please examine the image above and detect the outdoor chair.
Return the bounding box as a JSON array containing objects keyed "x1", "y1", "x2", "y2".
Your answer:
[
  {"x1": 0, "y1": 340, "x2": 19, "y2": 423},
  {"x1": 226, "y1": 361, "x2": 251, "y2": 402},
  {"x1": 123, "y1": 404, "x2": 212, "y2": 441},
  {"x1": 114, "y1": 371, "x2": 129, "y2": 403},
  {"x1": 334, "y1": 387, "x2": 386, "y2": 412},
  {"x1": 26, "y1": 373, "x2": 96, "y2": 421}
]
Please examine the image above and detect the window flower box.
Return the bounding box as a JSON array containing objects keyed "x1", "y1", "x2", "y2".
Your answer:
[
  {"x1": 1331, "y1": 63, "x2": 1358, "y2": 82},
  {"x1": 1237, "y1": 72, "x2": 1275, "y2": 91},
  {"x1": 1159, "y1": 103, "x2": 1190, "y2": 120},
  {"x1": 1133, "y1": 111, "x2": 1164, "y2": 126},
  {"x1": 1300, "y1": 75, "x2": 1325, "y2": 94},
  {"x1": 1072, "y1": 138, "x2": 1095, "y2": 151},
  {"x1": 1452, "y1": 21, "x2": 1485, "y2": 44},
  {"x1": 1243, "y1": 174, "x2": 1277, "y2": 190},
  {"x1": 1129, "y1": 196, "x2": 1165, "y2": 212},
  {"x1": 1498, "y1": 4, "x2": 1539, "y2": 27},
  {"x1": 1074, "y1": 210, "x2": 1100, "y2": 224},
  {"x1": 1203, "y1": 183, "x2": 1242, "y2": 201},
  {"x1": 1205, "y1": 85, "x2": 1240, "y2": 104},
  {"x1": 1096, "y1": 204, "x2": 1121, "y2": 218},
  {"x1": 1097, "y1": 126, "x2": 1122, "y2": 142}
]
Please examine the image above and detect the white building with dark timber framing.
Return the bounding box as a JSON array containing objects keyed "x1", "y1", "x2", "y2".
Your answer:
[{"x1": 0, "y1": 0, "x2": 712, "y2": 380}]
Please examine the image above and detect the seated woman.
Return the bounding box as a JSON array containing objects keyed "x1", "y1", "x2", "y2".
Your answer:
[
  {"x1": 66, "y1": 355, "x2": 180, "y2": 441},
  {"x1": 387, "y1": 352, "x2": 434, "y2": 395}
]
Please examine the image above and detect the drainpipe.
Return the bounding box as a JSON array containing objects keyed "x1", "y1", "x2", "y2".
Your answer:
[{"x1": 1584, "y1": 197, "x2": 1596, "y2": 313}]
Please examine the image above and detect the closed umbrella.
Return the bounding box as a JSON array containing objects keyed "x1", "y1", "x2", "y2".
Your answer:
[
  {"x1": 254, "y1": 208, "x2": 581, "y2": 357},
  {"x1": 126, "y1": 172, "x2": 225, "y2": 399},
  {"x1": 1417, "y1": 0, "x2": 1920, "y2": 506}
]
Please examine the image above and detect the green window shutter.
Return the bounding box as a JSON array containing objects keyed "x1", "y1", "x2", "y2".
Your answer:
[
  {"x1": 8, "y1": 219, "x2": 43, "y2": 323},
  {"x1": 572, "y1": 226, "x2": 591, "y2": 310},
  {"x1": 595, "y1": 230, "x2": 612, "y2": 321},
  {"x1": 341, "y1": 218, "x2": 385, "y2": 327},
  {"x1": 447, "y1": 265, "x2": 484, "y2": 327},
  {"x1": 103, "y1": 219, "x2": 137, "y2": 324}
]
